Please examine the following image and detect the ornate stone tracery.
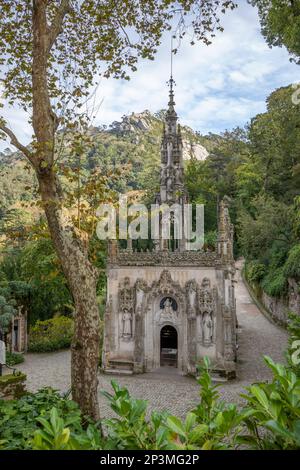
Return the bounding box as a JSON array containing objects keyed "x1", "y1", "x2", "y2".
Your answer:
[
  {"x1": 118, "y1": 277, "x2": 134, "y2": 341},
  {"x1": 103, "y1": 78, "x2": 237, "y2": 378}
]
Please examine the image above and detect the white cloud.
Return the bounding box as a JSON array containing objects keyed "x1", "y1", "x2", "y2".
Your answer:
[{"x1": 1, "y1": 1, "x2": 299, "y2": 151}]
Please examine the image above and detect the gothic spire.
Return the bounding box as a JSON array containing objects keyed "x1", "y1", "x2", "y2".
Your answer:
[{"x1": 165, "y1": 75, "x2": 178, "y2": 130}]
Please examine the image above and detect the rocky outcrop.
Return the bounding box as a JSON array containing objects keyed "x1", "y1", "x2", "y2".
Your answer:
[
  {"x1": 110, "y1": 111, "x2": 154, "y2": 134},
  {"x1": 108, "y1": 110, "x2": 209, "y2": 161},
  {"x1": 182, "y1": 140, "x2": 209, "y2": 161}
]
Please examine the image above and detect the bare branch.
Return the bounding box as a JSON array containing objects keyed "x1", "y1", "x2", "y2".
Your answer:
[
  {"x1": 0, "y1": 122, "x2": 34, "y2": 162},
  {"x1": 47, "y1": 0, "x2": 73, "y2": 52}
]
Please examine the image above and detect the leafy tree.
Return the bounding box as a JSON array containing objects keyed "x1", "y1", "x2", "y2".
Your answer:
[
  {"x1": 248, "y1": 85, "x2": 300, "y2": 203},
  {"x1": 250, "y1": 0, "x2": 300, "y2": 63},
  {"x1": 0, "y1": 286, "x2": 16, "y2": 333},
  {"x1": 0, "y1": 0, "x2": 236, "y2": 419},
  {"x1": 237, "y1": 194, "x2": 294, "y2": 260}
]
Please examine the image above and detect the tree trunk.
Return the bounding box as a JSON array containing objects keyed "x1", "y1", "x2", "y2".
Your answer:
[
  {"x1": 38, "y1": 173, "x2": 100, "y2": 420},
  {"x1": 28, "y1": 1, "x2": 101, "y2": 420}
]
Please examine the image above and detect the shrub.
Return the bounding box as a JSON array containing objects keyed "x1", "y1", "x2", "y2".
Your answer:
[
  {"x1": 283, "y1": 244, "x2": 300, "y2": 280},
  {"x1": 286, "y1": 312, "x2": 300, "y2": 376},
  {"x1": 6, "y1": 351, "x2": 24, "y2": 366},
  {"x1": 261, "y1": 266, "x2": 288, "y2": 297},
  {"x1": 204, "y1": 231, "x2": 217, "y2": 251},
  {"x1": 0, "y1": 388, "x2": 101, "y2": 450},
  {"x1": 246, "y1": 261, "x2": 266, "y2": 283},
  {"x1": 28, "y1": 316, "x2": 74, "y2": 352},
  {"x1": 240, "y1": 356, "x2": 300, "y2": 450},
  {"x1": 1, "y1": 355, "x2": 300, "y2": 450}
]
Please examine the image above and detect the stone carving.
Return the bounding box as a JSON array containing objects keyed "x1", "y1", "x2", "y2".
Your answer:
[
  {"x1": 119, "y1": 278, "x2": 134, "y2": 341},
  {"x1": 198, "y1": 278, "x2": 217, "y2": 346},
  {"x1": 122, "y1": 309, "x2": 133, "y2": 338},
  {"x1": 159, "y1": 297, "x2": 176, "y2": 322},
  {"x1": 119, "y1": 277, "x2": 134, "y2": 312},
  {"x1": 187, "y1": 316, "x2": 197, "y2": 369},
  {"x1": 202, "y1": 312, "x2": 213, "y2": 345},
  {"x1": 135, "y1": 278, "x2": 148, "y2": 311},
  {"x1": 103, "y1": 296, "x2": 113, "y2": 364},
  {"x1": 149, "y1": 270, "x2": 185, "y2": 305},
  {"x1": 103, "y1": 78, "x2": 238, "y2": 378},
  {"x1": 113, "y1": 250, "x2": 223, "y2": 267},
  {"x1": 175, "y1": 166, "x2": 183, "y2": 184},
  {"x1": 134, "y1": 307, "x2": 144, "y2": 371},
  {"x1": 218, "y1": 197, "x2": 234, "y2": 261},
  {"x1": 198, "y1": 278, "x2": 215, "y2": 314},
  {"x1": 157, "y1": 296, "x2": 178, "y2": 325},
  {"x1": 186, "y1": 279, "x2": 197, "y2": 316}
]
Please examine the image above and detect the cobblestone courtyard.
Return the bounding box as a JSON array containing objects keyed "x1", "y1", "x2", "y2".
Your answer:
[{"x1": 17, "y1": 261, "x2": 288, "y2": 419}]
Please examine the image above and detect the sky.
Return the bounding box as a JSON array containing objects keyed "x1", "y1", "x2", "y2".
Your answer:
[{"x1": 1, "y1": 0, "x2": 299, "y2": 151}]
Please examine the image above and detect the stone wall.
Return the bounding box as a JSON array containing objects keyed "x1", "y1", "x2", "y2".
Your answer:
[
  {"x1": 260, "y1": 291, "x2": 289, "y2": 326},
  {"x1": 0, "y1": 373, "x2": 27, "y2": 400},
  {"x1": 245, "y1": 275, "x2": 300, "y2": 327}
]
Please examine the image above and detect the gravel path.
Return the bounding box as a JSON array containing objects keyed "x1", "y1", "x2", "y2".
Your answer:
[{"x1": 17, "y1": 260, "x2": 288, "y2": 418}]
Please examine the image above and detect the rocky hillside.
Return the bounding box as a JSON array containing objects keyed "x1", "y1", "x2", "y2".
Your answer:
[
  {"x1": 0, "y1": 109, "x2": 216, "y2": 218},
  {"x1": 102, "y1": 110, "x2": 209, "y2": 161}
]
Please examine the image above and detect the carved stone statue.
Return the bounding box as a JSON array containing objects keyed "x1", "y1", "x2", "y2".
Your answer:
[
  {"x1": 122, "y1": 309, "x2": 133, "y2": 338},
  {"x1": 163, "y1": 298, "x2": 173, "y2": 315},
  {"x1": 202, "y1": 312, "x2": 213, "y2": 345},
  {"x1": 175, "y1": 166, "x2": 183, "y2": 184},
  {"x1": 186, "y1": 280, "x2": 197, "y2": 315},
  {"x1": 158, "y1": 297, "x2": 176, "y2": 323},
  {"x1": 135, "y1": 278, "x2": 147, "y2": 310}
]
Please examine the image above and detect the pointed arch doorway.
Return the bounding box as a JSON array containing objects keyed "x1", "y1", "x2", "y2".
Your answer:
[{"x1": 160, "y1": 325, "x2": 178, "y2": 367}]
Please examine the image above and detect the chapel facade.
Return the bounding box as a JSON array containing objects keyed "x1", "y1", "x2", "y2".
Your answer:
[{"x1": 102, "y1": 79, "x2": 237, "y2": 378}]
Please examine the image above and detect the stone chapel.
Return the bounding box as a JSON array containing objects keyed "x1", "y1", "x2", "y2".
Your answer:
[{"x1": 102, "y1": 78, "x2": 237, "y2": 378}]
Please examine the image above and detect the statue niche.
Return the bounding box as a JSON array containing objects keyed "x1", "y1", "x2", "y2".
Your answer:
[
  {"x1": 198, "y1": 277, "x2": 216, "y2": 346},
  {"x1": 158, "y1": 296, "x2": 178, "y2": 323},
  {"x1": 186, "y1": 279, "x2": 197, "y2": 316},
  {"x1": 202, "y1": 311, "x2": 213, "y2": 345},
  {"x1": 119, "y1": 277, "x2": 134, "y2": 341},
  {"x1": 122, "y1": 309, "x2": 133, "y2": 338},
  {"x1": 135, "y1": 278, "x2": 148, "y2": 311}
]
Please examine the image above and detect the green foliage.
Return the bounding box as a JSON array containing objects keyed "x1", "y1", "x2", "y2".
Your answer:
[
  {"x1": 0, "y1": 286, "x2": 16, "y2": 333},
  {"x1": 101, "y1": 358, "x2": 244, "y2": 450},
  {"x1": 188, "y1": 357, "x2": 246, "y2": 449},
  {"x1": 32, "y1": 407, "x2": 102, "y2": 450},
  {"x1": 251, "y1": 0, "x2": 300, "y2": 63},
  {"x1": 261, "y1": 266, "x2": 288, "y2": 297},
  {"x1": 1, "y1": 352, "x2": 300, "y2": 450},
  {"x1": 0, "y1": 240, "x2": 73, "y2": 325},
  {"x1": 246, "y1": 260, "x2": 266, "y2": 283},
  {"x1": 237, "y1": 194, "x2": 293, "y2": 260},
  {"x1": 102, "y1": 380, "x2": 169, "y2": 450},
  {"x1": 283, "y1": 244, "x2": 300, "y2": 281},
  {"x1": 204, "y1": 230, "x2": 217, "y2": 251},
  {"x1": 20, "y1": 239, "x2": 73, "y2": 323},
  {"x1": 28, "y1": 316, "x2": 74, "y2": 353},
  {"x1": 6, "y1": 351, "x2": 24, "y2": 366},
  {"x1": 0, "y1": 1, "x2": 236, "y2": 117},
  {"x1": 0, "y1": 388, "x2": 102, "y2": 450},
  {"x1": 286, "y1": 312, "x2": 300, "y2": 376},
  {"x1": 240, "y1": 356, "x2": 300, "y2": 450}
]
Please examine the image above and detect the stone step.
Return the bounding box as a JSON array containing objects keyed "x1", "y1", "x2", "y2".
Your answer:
[
  {"x1": 104, "y1": 368, "x2": 134, "y2": 376},
  {"x1": 210, "y1": 374, "x2": 228, "y2": 383}
]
